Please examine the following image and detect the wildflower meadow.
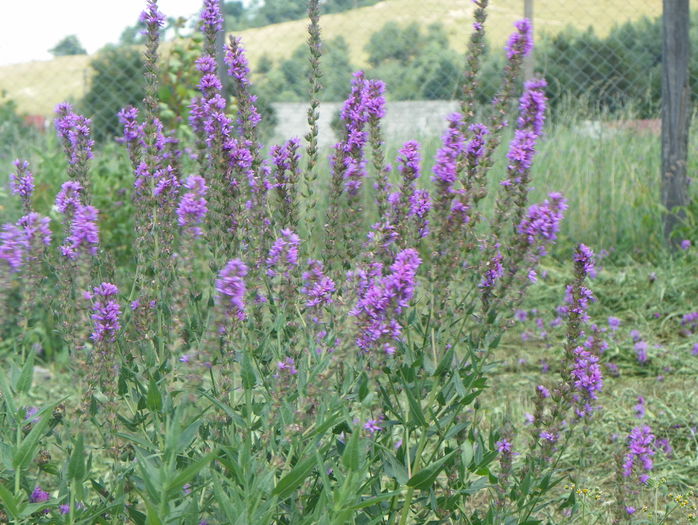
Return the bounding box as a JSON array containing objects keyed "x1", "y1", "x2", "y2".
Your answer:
[{"x1": 0, "y1": 0, "x2": 697, "y2": 524}]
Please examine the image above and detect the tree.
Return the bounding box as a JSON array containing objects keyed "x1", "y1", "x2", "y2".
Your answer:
[{"x1": 49, "y1": 35, "x2": 87, "y2": 57}]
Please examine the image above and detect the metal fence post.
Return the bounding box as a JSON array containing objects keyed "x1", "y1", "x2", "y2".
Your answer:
[{"x1": 661, "y1": 0, "x2": 691, "y2": 246}]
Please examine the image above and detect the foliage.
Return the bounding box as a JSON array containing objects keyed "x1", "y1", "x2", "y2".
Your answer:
[
  {"x1": 80, "y1": 46, "x2": 147, "y2": 143},
  {"x1": 0, "y1": 2, "x2": 696, "y2": 525},
  {"x1": 48, "y1": 35, "x2": 87, "y2": 57}
]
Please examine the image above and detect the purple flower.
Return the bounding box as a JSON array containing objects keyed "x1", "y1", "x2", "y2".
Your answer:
[
  {"x1": 570, "y1": 346, "x2": 603, "y2": 419},
  {"x1": 59, "y1": 504, "x2": 71, "y2": 515},
  {"x1": 350, "y1": 249, "x2": 421, "y2": 355},
  {"x1": 465, "y1": 123, "x2": 489, "y2": 169},
  {"x1": 680, "y1": 239, "x2": 691, "y2": 250},
  {"x1": 366, "y1": 79, "x2": 386, "y2": 119},
  {"x1": 30, "y1": 486, "x2": 50, "y2": 503},
  {"x1": 60, "y1": 205, "x2": 99, "y2": 260},
  {"x1": 117, "y1": 106, "x2": 145, "y2": 149},
  {"x1": 17, "y1": 213, "x2": 52, "y2": 255},
  {"x1": 177, "y1": 175, "x2": 208, "y2": 236},
  {"x1": 409, "y1": 189, "x2": 431, "y2": 238},
  {"x1": 539, "y1": 431, "x2": 557, "y2": 442},
  {"x1": 225, "y1": 36, "x2": 251, "y2": 86},
  {"x1": 363, "y1": 418, "x2": 383, "y2": 435},
  {"x1": 634, "y1": 396, "x2": 646, "y2": 419},
  {"x1": 536, "y1": 385, "x2": 550, "y2": 398},
  {"x1": 626, "y1": 506, "x2": 636, "y2": 515},
  {"x1": 9, "y1": 159, "x2": 34, "y2": 207},
  {"x1": 608, "y1": 316, "x2": 621, "y2": 331},
  {"x1": 0, "y1": 224, "x2": 26, "y2": 272},
  {"x1": 623, "y1": 425, "x2": 655, "y2": 483},
  {"x1": 88, "y1": 283, "x2": 121, "y2": 343},
  {"x1": 215, "y1": 259, "x2": 248, "y2": 323},
  {"x1": 630, "y1": 329, "x2": 641, "y2": 342},
  {"x1": 574, "y1": 244, "x2": 595, "y2": 276},
  {"x1": 692, "y1": 343, "x2": 698, "y2": 356},
  {"x1": 55, "y1": 181, "x2": 84, "y2": 216},
  {"x1": 480, "y1": 249, "x2": 504, "y2": 288},
  {"x1": 139, "y1": 0, "x2": 166, "y2": 28},
  {"x1": 301, "y1": 260, "x2": 335, "y2": 309},
  {"x1": 505, "y1": 129, "x2": 537, "y2": 177},
  {"x1": 504, "y1": 19, "x2": 533, "y2": 60},
  {"x1": 517, "y1": 79, "x2": 547, "y2": 136},
  {"x1": 54, "y1": 103, "x2": 94, "y2": 166},
  {"x1": 276, "y1": 357, "x2": 298, "y2": 376},
  {"x1": 634, "y1": 341, "x2": 649, "y2": 364},
  {"x1": 266, "y1": 229, "x2": 301, "y2": 277},
  {"x1": 517, "y1": 192, "x2": 568, "y2": 255},
  {"x1": 432, "y1": 113, "x2": 466, "y2": 197},
  {"x1": 496, "y1": 439, "x2": 512, "y2": 453},
  {"x1": 199, "y1": 0, "x2": 223, "y2": 34}
]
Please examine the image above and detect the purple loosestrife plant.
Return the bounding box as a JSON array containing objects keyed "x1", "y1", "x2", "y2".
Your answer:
[
  {"x1": 177, "y1": 175, "x2": 209, "y2": 237},
  {"x1": 55, "y1": 103, "x2": 95, "y2": 193},
  {"x1": 9, "y1": 159, "x2": 34, "y2": 213},
  {"x1": 215, "y1": 259, "x2": 248, "y2": 330},
  {"x1": 87, "y1": 283, "x2": 121, "y2": 343},
  {"x1": 59, "y1": 205, "x2": 99, "y2": 260},
  {"x1": 349, "y1": 248, "x2": 421, "y2": 357},
  {"x1": 366, "y1": 79, "x2": 391, "y2": 216},
  {"x1": 271, "y1": 137, "x2": 302, "y2": 230},
  {"x1": 460, "y1": 0, "x2": 489, "y2": 126},
  {"x1": 266, "y1": 229, "x2": 301, "y2": 279},
  {"x1": 623, "y1": 425, "x2": 655, "y2": 485},
  {"x1": 390, "y1": 140, "x2": 423, "y2": 245}
]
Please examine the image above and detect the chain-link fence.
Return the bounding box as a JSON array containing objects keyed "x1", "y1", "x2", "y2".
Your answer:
[{"x1": 0, "y1": 0, "x2": 688, "y2": 152}]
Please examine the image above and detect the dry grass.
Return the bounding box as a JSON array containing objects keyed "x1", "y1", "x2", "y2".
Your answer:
[{"x1": 0, "y1": 0, "x2": 661, "y2": 116}]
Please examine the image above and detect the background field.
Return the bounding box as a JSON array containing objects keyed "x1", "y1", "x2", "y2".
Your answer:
[{"x1": 0, "y1": 0, "x2": 662, "y2": 116}]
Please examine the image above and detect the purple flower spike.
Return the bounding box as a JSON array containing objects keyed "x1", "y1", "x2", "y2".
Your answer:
[
  {"x1": 301, "y1": 260, "x2": 335, "y2": 309},
  {"x1": 9, "y1": 159, "x2": 34, "y2": 209},
  {"x1": 199, "y1": 0, "x2": 224, "y2": 35},
  {"x1": 215, "y1": 259, "x2": 248, "y2": 323},
  {"x1": 139, "y1": 0, "x2": 166, "y2": 28},
  {"x1": 177, "y1": 175, "x2": 208, "y2": 237},
  {"x1": 350, "y1": 249, "x2": 421, "y2": 354},
  {"x1": 623, "y1": 425, "x2": 655, "y2": 484},
  {"x1": 0, "y1": 224, "x2": 26, "y2": 272},
  {"x1": 88, "y1": 282, "x2": 121, "y2": 343},
  {"x1": 266, "y1": 229, "x2": 301, "y2": 277},
  {"x1": 55, "y1": 181, "x2": 84, "y2": 216},
  {"x1": 505, "y1": 19, "x2": 533, "y2": 60},
  {"x1": 60, "y1": 205, "x2": 99, "y2": 260}
]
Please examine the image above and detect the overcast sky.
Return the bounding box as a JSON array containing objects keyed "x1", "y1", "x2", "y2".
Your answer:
[{"x1": 0, "y1": 0, "x2": 236, "y2": 66}]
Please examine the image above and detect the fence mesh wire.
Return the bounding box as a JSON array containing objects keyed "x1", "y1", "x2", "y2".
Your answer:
[{"x1": 0, "y1": 0, "x2": 687, "y2": 151}]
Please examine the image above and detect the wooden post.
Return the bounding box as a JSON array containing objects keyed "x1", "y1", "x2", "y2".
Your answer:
[
  {"x1": 661, "y1": 0, "x2": 691, "y2": 246},
  {"x1": 523, "y1": 0, "x2": 534, "y2": 82}
]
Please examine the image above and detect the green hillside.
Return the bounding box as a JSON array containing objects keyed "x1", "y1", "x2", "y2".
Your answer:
[{"x1": 0, "y1": 0, "x2": 662, "y2": 116}]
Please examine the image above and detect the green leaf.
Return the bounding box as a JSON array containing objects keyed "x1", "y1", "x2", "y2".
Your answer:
[
  {"x1": 404, "y1": 385, "x2": 427, "y2": 428},
  {"x1": 0, "y1": 483, "x2": 19, "y2": 519},
  {"x1": 15, "y1": 349, "x2": 35, "y2": 393},
  {"x1": 345, "y1": 491, "x2": 402, "y2": 511},
  {"x1": 0, "y1": 370, "x2": 17, "y2": 418},
  {"x1": 144, "y1": 499, "x2": 163, "y2": 525},
  {"x1": 146, "y1": 376, "x2": 162, "y2": 411},
  {"x1": 68, "y1": 433, "x2": 85, "y2": 481},
  {"x1": 164, "y1": 450, "x2": 217, "y2": 496},
  {"x1": 342, "y1": 430, "x2": 361, "y2": 472},
  {"x1": 272, "y1": 455, "x2": 316, "y2": 500},
  {"x1": 461, "y1": 440, "x2": 474, "y2": 469},
  {"x1": 13, "y1": 408, "x2": 54, "y2": 469},
  {"x1": 240, "y1": 351, "x2": 256, "y2": 390},
  {"x1": 406, "y1": 449, "x2": 457, "y2": 490}
]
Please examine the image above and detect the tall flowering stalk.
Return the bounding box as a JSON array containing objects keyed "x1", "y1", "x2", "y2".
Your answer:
[
  {"x1": 390, "y1": 141, "x2": 423, "y2": 246},
  {"x1": 303, "y1": 0, "x2": 323, "y2": 231},
  {"x1": 492, "y1": 78, "x2": 547, "y2": 241},
  {"x1": 349, "y1": 248, "x2": 421, "y2": 358},
  {"x1": 474, "y1": 19, "x2": 533, "y2": 202},
  {"x1": 326, "y1": 72, "x2": 371, "y2": 264},
  {"x1": 54, "y1": 103, "x2": 95, "y2": 196},
  {"x1": 271, "y1": 138, "x2": 302, "y2": 230},
  {"x1": 9, "y1": 159, "x2": 34, "y2": 213},
  {"x1": 366, "y1": 79, "x2": 391, "y2": 216},
  {"x1": 460, "y1": 0, "x2": 489, "y2": 127},
  {"x1": 301, "y1": 259, "x2": 336, "y2": 353}
]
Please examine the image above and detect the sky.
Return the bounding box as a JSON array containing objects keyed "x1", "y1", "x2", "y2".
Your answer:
[{"x1": 0, "y1": 0, "x2": 240, "y2": 66}]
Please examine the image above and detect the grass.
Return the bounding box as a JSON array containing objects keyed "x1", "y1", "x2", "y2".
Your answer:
[{"x1": 0, "y1": 0, "x2": 663, "y2": 117}]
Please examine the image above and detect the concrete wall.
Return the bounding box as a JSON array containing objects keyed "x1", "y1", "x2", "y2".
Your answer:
[{"x1": 269, "y1": 100, "x2": 460, "y2": 148}]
